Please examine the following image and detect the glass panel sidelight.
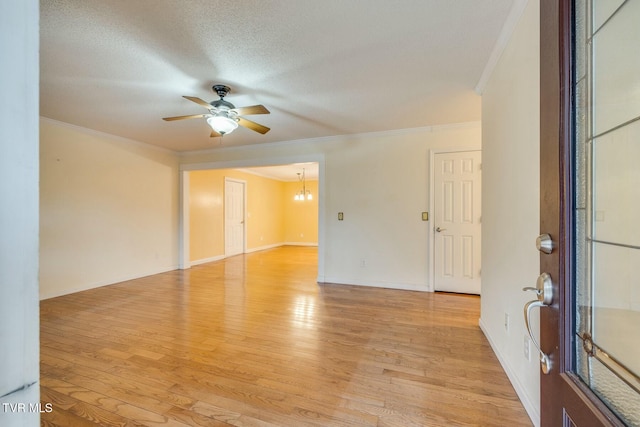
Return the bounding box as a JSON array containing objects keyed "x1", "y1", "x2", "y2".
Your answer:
[{"x1": 573, "y1": 0, "x2": 640, "y2": 425}]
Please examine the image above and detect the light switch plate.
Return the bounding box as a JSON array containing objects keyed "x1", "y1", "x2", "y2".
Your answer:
[
  {"x1": 338, "y1": 212, "x2": 344, "y2": 221},
  {"x1": 422, "y1": 212, "x2": 428, "y2": 221}
]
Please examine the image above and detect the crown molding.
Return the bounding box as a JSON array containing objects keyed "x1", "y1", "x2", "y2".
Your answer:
[{"x1": 180, "y1": 121, "x2": 481, "y2": 157}]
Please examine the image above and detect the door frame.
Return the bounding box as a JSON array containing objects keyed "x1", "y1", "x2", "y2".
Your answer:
[
  {"x1": 428, "y1": 148, "x2": 482, "y2": 293},
  {"x1": 179, "y1": 154, "x2": 326, "y2": 282},
  {"x1": 224, "y1": 177, "x2": 247, "y2": 257},
  {"x1": 540, "y1": 0, "x2": 627, "y2": 424}
]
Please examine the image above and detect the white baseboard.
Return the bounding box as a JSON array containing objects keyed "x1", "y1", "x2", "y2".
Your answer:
[
  {"x1": 320, "y1": 276, "x2": 430, "y2": 292},
  {"x1": 282, "y1": 242, "x2": 318, "y2": 247},
  {"x1": 190, "y1": 255, "x2": 225, "y2": 266},
  {"x1": 479, "y1": 317, "x2": 540, "y2": 427},
  {"x1": 40, "y1": 245, "x2": 319, "y2": 300},
  {"x1": 39, "y1": 265, "x2": 179, "y2": 300},
  {"x1": 246, "y1": 242, "x2": 318, "y2": 253},
  {"x1": 192, "y1": 243, "x2": 318, "y2": 264},
  {"x1": 245, "y1": 243, "x2": 284, "y2": 253}
]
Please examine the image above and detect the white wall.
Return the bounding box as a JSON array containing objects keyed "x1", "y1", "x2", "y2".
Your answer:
[
  {"x1": 480, "y1": 0, "x2": 540, "y2": 425},
  {"x1": 181, "y1": 123, "x2": 481, "y2": 291},
  {"x1": 0, "y1": 1, "x2": 40, "y2": 426},
  {"x1": 39, "y1": 119, "x2": 180, "y2": 299}
]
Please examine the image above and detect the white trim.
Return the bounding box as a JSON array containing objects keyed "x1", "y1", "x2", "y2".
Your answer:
[
  {"x1": 190, "y1": 255, "x2": 226, "y2": 266},
  {"x1": 193, "y1": 244, "x2": 289, "y2": 262},
  {"x1": 475, "y1": 0, "x2": 529, "y2": 94},
  {"x1": 179, "y1": 170, "x2": 190, "y2": 269},
  {"x1": 181, "y1": 153, "x2": 324, "y2": 172},
  {"x1": 39, "y1": 265, "x2": 179, "y2": 300},
  {"x1": 245, "y1": 243, "x2": 285, "y2": 253},
  {"x1": 179, "y1": 121, "x2": 481, "y2": 157},
  {"x1": 320, "y1": 277, "x2": 429, "y2": 292},
  {"x1": 479, "y1": 317, "x2": 540, "y2": 427},
  {"x1": 40, "y1": 117, "x2": 480, "y2": 158},
  {"x1": 428, "y1": 148, "x2": 482, "y2": 293},
  {"x1": 195, "y1": 242, "x2": 317, "y2": 259}
]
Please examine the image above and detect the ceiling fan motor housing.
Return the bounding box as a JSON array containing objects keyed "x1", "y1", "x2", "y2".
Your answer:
[
  {"x1": 210, "y1": 98, "x2": 235, "y2": 111},
  {"x1": 213, "y1": 84, "x2": 231, "y2": 98},
  {"x1": 211, "y1": 85, "x2": 235, "y2": 111}
]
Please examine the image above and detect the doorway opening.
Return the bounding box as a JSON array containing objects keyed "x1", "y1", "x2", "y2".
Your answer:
[{"x1": 179, "y1": 156, "x2": 325, "y2": 283}]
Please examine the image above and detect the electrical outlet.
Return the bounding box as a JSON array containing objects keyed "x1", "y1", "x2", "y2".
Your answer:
[
  {"x1": 524, "y1": 334, "x2": 531, "y2": 361},
  {"x1": 504, "y1": 312, "x2": 509, "y2": 333}
]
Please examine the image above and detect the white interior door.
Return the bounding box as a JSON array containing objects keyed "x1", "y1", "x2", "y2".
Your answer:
[
  {"x1": 224, "y1": 178, "x2": 245, "y2": 257},
  {"x1": 433, "y1": 151, "x2": 481, "y2": 294}
]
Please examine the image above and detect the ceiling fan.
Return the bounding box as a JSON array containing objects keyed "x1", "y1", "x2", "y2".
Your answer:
[{"x1": 163, "y1": 85, "x2": 270, "y2": 137}]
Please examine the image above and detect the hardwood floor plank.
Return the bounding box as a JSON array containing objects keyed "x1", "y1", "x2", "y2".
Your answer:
[
  {"x1": 40, "y1": 246, "x2": 531, "y2": 426},
  {"x1": 64, "y1": 401, "x2": 133, "y2": 427},
  {"x1": 40, "y1": 387, "x2": 132, "y2": 427},
  {"x1": 163, "y1": 405, "x2": 233, "y2": 427}
]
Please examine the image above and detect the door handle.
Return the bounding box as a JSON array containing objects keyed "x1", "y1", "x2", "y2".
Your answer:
[
  {"x1": 523, "y1": 272, "x2": 553, "y2": 374},
  {"x1": 435, "y1": 227, "x2": 446, "y2": 232}
]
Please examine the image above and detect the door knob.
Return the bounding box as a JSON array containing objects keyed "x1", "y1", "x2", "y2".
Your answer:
[
  {"x1": 523, "y1": 272, "x2": 554, "y2": 374},
  {"x1": 435, "y1": 227, "x2": 446, "y2": 232}
]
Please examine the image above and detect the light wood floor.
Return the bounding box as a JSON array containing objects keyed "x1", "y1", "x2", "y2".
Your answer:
[{"x1": 40, "y1": 246, "x2": 532, "y2": 426}]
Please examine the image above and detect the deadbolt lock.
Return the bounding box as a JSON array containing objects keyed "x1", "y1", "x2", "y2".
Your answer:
[{"x1": 536, "y1": 233, "x2": 554, "y2": 254}]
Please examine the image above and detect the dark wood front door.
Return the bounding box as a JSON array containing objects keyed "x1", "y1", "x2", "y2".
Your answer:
[{"x1": 540, "y1": 0, "x2": 640, "y2": 425}]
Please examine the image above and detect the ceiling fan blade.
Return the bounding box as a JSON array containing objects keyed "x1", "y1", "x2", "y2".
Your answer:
[
  {"x1": 232, "y1": 105, "x2": 270, "y2": 116},
  {"x1": 183, "y1": 96, "x2": 213, "y2": 110},
  {"x1": 237, "y1": 117, "x2": 270, "y2": 134},
  {"x1": 162, "y1": 113, "x2": 208, "y2": 121},
  {"x1": 210, "y1": 130, "x2": 221, "y2": 138}
]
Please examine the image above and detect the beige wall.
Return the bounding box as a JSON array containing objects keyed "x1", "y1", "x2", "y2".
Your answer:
[
  {"x1": 480, "y1": 0, "x2": 540, "y2": 424},
  {"x1": 39, "y1": 119, "x2": 180, "y2": 299},
  {"x1": 189, "y1": 169, "x2": 319, "y2": 264},
  {"x1": 189, "y1": 170, "x2": 225, "y2": 262},
  {"x1": 284, "y1": 180, "x2": 319, "y2": 244},
  {"x1": 244, "y1": 171, "x2": 286, "y2": 249}
]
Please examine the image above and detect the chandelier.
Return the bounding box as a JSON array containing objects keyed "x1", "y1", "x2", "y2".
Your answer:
[{"x1": 294, "y1": 168, "x2": 313, "y2": 201}]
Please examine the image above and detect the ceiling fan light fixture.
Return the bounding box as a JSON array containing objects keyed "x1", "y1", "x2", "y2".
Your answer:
[
  {"x1": 206, "y1": 114, "x2": 238, "y2": 135},
  {"x1": 164, "y1": 85, "x2": 270, "y2": 137}
]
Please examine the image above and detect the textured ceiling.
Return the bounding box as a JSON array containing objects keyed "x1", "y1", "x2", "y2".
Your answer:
[{"x1": 40, "y1": 0, "x2": 515, "y2": 152}]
